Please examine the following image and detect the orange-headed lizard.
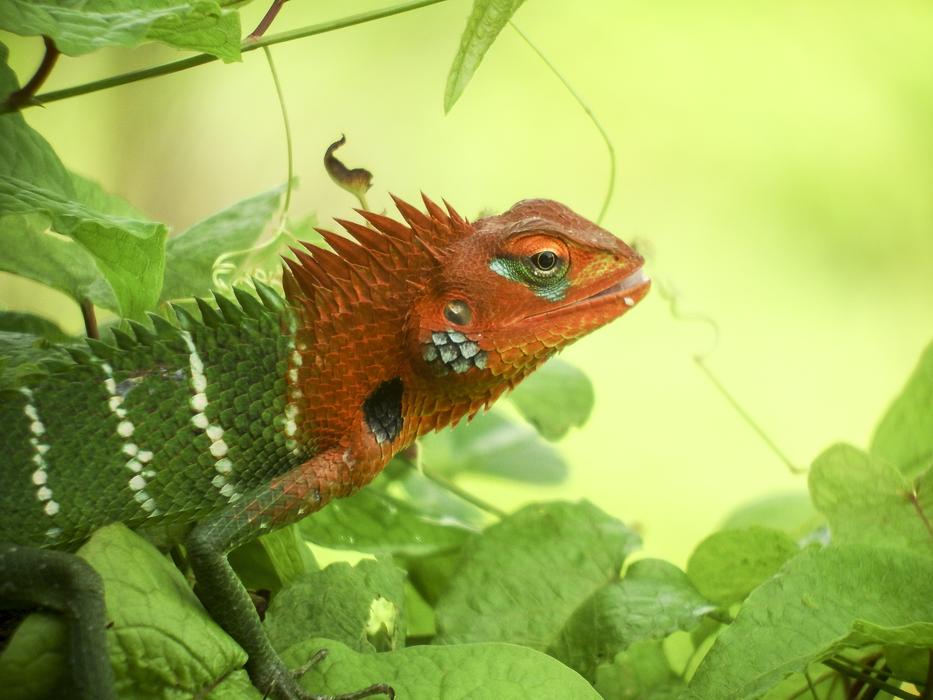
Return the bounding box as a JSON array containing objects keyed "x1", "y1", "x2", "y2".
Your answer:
[{"x1": 0, "y1": 195, "x2": 650, "y2": 699}]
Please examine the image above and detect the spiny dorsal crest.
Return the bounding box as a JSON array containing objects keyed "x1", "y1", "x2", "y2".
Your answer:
[{"x1": 284, "y1": 194, "x2": 472, "y2": 315}]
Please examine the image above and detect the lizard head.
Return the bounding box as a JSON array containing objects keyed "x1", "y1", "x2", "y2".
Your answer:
[
  {"x1": 286, "y1": 195, "x2": 648, "y2": 441},
  {"x1": 408, "y1": 198, "x2": 649, "y2": 391}
]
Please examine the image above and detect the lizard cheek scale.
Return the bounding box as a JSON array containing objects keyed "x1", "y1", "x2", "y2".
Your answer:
[{"x1": 0, "y1": 194, "x2": 648, "y2": 700}]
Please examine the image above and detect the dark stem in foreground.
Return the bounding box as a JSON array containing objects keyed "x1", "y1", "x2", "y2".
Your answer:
[
  {"x1": 3, "y1": 36, "x2": 59, "y2": 111},
  {"x1": 80, "y1": 298, "x2": 99, "y2": 340},
  {"x1": 824, "y1": 658, "x2": 918, "y2": 700}
]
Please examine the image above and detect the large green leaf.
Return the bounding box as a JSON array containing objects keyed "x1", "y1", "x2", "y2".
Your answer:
[
  {"x1": 299, "y1": 485, "x2": 474, "y2": 558},
  {"x1": 689, "y1": 544, "x2": 933, "y2": 700},
  {"x1": 283, "y1": 637, "x2": 601, "y2": 699},
  {"x1": 444, "y1": 0, "x2": 526, "y2": 112},
  {"x1": 421, "y1": 410, "x2": 568, "y2": 483},
  {"x1": 551, "y1": 559, "x2": 715, "y2": 681},
  {"x1": 160, "y1": 185, "x2": 284, "y2": 301},
  {"x1": 871, "y1": 339, "x2": 933, "y2": 479},
  {"x1": 434, "y1": 501, "x2": 640, "y2": 649},
  {"x1": 0, "y1": 524, "x2": 248, "y2": 698},
  {"x1": 686, "y1": 527, "x2": 799, "y2": 605},
  {"x1": 265, "y1": 559, "x2": 407, "y2": 655},
  {"x1": 1, "y1": 46, "x2": 166, "y2": 318},
  {"x1": 0, "y1": 0, "x2": 241, "y2": 62},
  {"x1": 508, "y1": 357, "x2": 595, "y2": 440},
  {"x1": 809, "y1": 443, "x2": 933, "y2": 557}
]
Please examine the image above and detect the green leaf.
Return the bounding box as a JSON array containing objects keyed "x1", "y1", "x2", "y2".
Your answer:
[
  {"x1": 871, "y1": 339, "x2": 933, "y2": 478},
  {"x1": 160, "y1": 186, "x2": 284, "y2": 301},
  {"x1": 809, "y1": 443, "x2": 933, "y2": 557},
  {"x1": 0, "y1": 177, "x2": 167, "y2": 318},
  {"x1": 444, "y1": 0, "x2": 526, "y2": 112},
  {"x1": 0, "y1": 524, "x2": 247, "y2": 698},
  {"x1": 0, "y1": 310, "x2": 69, "y2": 342},
  {"x1": 282, "y1": 637, "x2": 602, "y2": 699},
  {"x1": 0, "y1": 214, "x2": 119, "y2": 310},
  {"x1": 299, "y1": 486, "x2": 474, "y2": 558},
  {"x1": 508, "y1": 357, "x2": 595, "y2": 440},
  {"x1": 265, "y1": 559, "x2": 407, "y2": 654},
  {"x1": 0, "y1": 0, "x2": 241, "y2": 62},
  {"x1": 434, "y1": 501, "x2": 640, "y2": 649},
  {"x1": 689, "y1": 544, "x2": 933, "y2": 700},
  {"x1": 0, "y1": 612, "x2": 67, "y2": 700},
  {"x1": 421, "y1": 410, "x2": 568, "y2": 484},
  {"x1": 719, "y1": 490, "x2": 825, "y2": 541},
  {"x1": 595, "y1": 640, "x2": 689, "y2": 700},
  {"x1": 229, "y1": 523, "x2": 317, "y2": 595},
  {"x1": 1, "y1": 48, "x2": 166, "y2": 318},
  {"x1": 686, "y1": 527, "x2": 799, "y2": 605},
  {"x1": 551, "y1": 559, "x2": 715, "y2": 681}
]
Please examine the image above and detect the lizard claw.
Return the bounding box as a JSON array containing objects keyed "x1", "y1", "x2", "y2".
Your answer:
[{"x1": 292, "y1": 647, "x2": 395, "y2": 700}]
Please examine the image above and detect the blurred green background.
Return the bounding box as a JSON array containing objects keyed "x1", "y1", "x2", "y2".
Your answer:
[{"x1": 2, "y1": 0, "x2": 931, "y2": 565}]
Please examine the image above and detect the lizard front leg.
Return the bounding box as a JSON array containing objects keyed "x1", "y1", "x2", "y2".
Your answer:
[{"x1": 185, "y1": 448, "x2": 392, "y2": 700}]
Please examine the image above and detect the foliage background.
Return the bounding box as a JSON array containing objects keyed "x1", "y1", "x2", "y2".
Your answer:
[{"x1": 2, "y1": 0, "x2": 932, "y2": 565}]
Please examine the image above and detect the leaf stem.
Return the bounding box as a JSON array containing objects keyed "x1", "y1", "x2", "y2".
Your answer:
[
  {"x1": 421, "y1": 466, "x2": 506, "y2": 519},
  {"x1": 824, "y1": 658, "x2": 918, "y2": 700},
  {"x1": 247, "y1": 0, "x2": 290, "y2": 42},
  {"x1": 509, "y1": 22, "x2": 616, "y2": 225},
  {"x1": 3, "y1": 36, "x2": 60, "y2": 111},
  {"x1": 10, "y1": 0, "x2": 449, "y2": 113},
  {"x1": 80, "y1": 298, "x2": 99, "y2": 339},
  {"x1": 262, "y1": 46, "x2": 294, "y2": 222}
]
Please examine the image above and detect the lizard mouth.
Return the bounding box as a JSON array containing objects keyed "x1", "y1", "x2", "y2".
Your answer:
[{"x1": 523, "y1": 266, "x2": 651, "y2": 320}]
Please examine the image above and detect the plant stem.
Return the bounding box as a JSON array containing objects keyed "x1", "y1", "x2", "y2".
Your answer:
[
  {"x1": 80, "y1": 298, "x2": 99, "y2": 339},
  {"x1": 262, "y1": 46, "x2": 294, "y2": 222},
  {"x1": 824, "y1": 658, "x2": 919, "y2": 700},
  {"x1": 4, "y1": 36, "x2": 60, "y2": 111},
  {"x1": 804, "y1": 668, "x2": 822, "y2": 700},
  {"x1": 510, "y1": 22, "x2": 616, "y2": 225},
  {"x1": 921, "y1": 650, "x2": 933, "y2": 700},
  {"x1": 421, "y1": 466, "x2": 506, "y2": 519},
  {"x1": 247, "y1": 0, "x2": 289, "y2": 41},
  {"x1": 14, "y1": 0, "x2": 449, "y2": 112}
]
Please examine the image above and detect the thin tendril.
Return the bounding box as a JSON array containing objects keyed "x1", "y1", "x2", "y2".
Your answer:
[
  {"x1": 509, "y1": 22, "x2": 616, "y2": 225},
  {"x1": 262, "y1": 46, "x2": 293, "y2": 225}
]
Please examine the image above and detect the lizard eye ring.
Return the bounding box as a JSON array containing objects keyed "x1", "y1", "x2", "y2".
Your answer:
[
  {"x1": 444, "y1": 299, "x2": 472, "y2": 326},
  {"x1": 531, "y1": 250, "x2": 559, "y2": 273}
]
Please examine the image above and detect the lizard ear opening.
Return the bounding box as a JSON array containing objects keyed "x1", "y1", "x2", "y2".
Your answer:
[{"x1": 443, "y1": 299, "x2": 472, "y2": 326}]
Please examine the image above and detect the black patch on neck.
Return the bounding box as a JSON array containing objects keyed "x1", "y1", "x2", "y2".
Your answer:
[{"x1": 363, "y1": 378, "x2": 404, "y2": 444}]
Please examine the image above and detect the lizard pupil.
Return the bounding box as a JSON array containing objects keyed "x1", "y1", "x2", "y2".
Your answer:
[
  {"x1": 444, "y1": 299, "x2": 472, "y2": 326},
  {"x1": 532, "y1": 250, "x2": 558, "y2": 272}
]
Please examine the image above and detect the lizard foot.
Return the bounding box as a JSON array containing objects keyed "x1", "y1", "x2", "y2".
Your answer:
[{"x1": 295, "y1": 648, "x2": 395, "y2": 700}]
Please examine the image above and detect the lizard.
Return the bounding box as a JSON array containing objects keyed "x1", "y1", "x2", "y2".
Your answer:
[{"x1": 0, "y1": 194, "x2": 650, "y2": 700}]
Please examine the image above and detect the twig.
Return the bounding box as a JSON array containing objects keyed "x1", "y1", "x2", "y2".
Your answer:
[
  {"x1": 421, "y1": 466, "x2": 506, "y2": 519},
  {"x1": 248, "y1": 0, "x2": 289, "y2": 41},
  {"x1": 823, "y1": 658, "x2": 918, "y2": 700},
  {"x1": 509, "y1": 22, "x2": 616, "y2": 225},
  {"x1": 4, "y1": 36, "x2": 60, "y2": 111},
  {"x1": 80, "y1": 298, "x2": 99, "y2": 339},
  {"x1": 8, "y1": 0, "x2": 449, "y2": 113}
]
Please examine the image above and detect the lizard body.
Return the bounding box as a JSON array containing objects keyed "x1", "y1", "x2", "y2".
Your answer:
[{"x1": 0, "y1": 195, "x2": 649, "y2": 699}]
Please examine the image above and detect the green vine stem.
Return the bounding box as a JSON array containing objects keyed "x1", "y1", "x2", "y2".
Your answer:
[
  {"x1": 262, "y1": 46, "x2": 294, "y2": 224},
  {"x1": 509, "y1": 21, "x2": 616, "y2": 225},
  {"x1": 4, "y1": 0, "x2": 449, "y2": 114}
]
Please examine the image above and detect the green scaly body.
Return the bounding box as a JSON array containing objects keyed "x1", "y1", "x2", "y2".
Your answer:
[{"x1": 0, "y1": 287, "x2": 305, "y2": 549}]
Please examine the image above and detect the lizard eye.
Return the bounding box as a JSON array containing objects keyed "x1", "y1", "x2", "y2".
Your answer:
[
  {"x1": 530, "y1": 250, "x2": 559, "y2": 274},
  {"x1": 444, "y1": 299, "x2": 472, "y2": 326}
]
